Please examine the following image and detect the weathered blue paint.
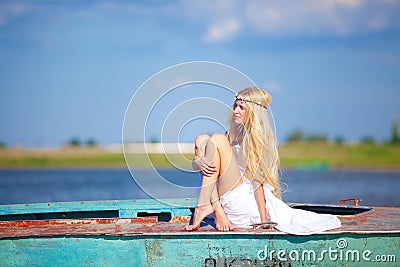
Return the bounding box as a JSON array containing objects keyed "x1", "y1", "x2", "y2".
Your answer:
[
  {"x1": 0, "y1": 233, "x2": 398, "y2": 266},
  {"x1": 0, "y1": 198, "x2": 196, "y2": 221},
  {"x1": 0, "y1": 198, "x2": 399, "y2": 266}
]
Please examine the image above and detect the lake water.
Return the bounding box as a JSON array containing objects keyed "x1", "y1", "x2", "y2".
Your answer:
[{"x1": 0, "y1": 168, "x2": 399, "y2": 207}]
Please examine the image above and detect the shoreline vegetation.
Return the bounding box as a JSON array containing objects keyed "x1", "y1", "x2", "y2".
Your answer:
[{"x1": 0, "y1": 143, "x2": 399, "y2": 171}]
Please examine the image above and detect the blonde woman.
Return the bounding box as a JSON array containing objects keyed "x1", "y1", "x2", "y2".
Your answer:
[{"x1": 186, "y1": 87, "x2": 341, "y2": 234}]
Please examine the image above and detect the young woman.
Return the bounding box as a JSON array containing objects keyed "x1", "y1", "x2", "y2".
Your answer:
[{"x1": 186, "y1": 87, "x2": 341, "y2": 234}]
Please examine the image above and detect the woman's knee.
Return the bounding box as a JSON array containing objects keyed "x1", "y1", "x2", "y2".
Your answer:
[
  {"x1": 195, "y1": 134, "x2": 210, "y2": 148},
  {"x1": 210, "y1": 133, "x2": 230, "y2": 147},
  {"x1": 195, "y1": 134, "x2": 210, "y2": 143}
]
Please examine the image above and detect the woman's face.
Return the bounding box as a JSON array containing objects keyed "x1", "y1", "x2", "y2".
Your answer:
[{"x1": 233, "y1": 95, "x2": 247, "y2": 124}]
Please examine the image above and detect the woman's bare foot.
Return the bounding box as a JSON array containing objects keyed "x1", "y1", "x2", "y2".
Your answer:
[
  {"x1": 185, "y1": 204, "x2": 214, "y2": 231},
  {"x1": 214, "y1": 204, "x2": 234, "y2": 231}
]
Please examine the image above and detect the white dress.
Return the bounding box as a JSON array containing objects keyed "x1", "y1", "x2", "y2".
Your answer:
[{"x1": 220, "y1": 145, "x2": 341, "y2": 235}]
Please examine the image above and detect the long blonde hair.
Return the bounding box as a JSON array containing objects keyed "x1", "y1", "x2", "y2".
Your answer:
[{"x1": 228, "y1": 87, "x2": 281, "y2": 199}]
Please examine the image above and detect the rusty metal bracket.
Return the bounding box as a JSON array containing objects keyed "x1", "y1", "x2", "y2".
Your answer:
[
  {"x1": 340, "y1": 198, "x2": 362, "y2": 207},
  {"x1": 250, "y1": 221, "x2": 278, "y2": 230}
]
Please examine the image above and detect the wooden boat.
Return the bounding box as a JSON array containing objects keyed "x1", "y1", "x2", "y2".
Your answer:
[{"x1": 0, "y1": 198, "x2": 399, "y2": 266}]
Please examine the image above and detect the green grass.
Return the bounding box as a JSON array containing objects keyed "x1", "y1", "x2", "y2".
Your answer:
[
  {"x1": 0, "y1": 143, "x2": 399, "y2": 170},
  {"x1": 279, "y1": 142, "x2": 400, "y2": 170},
  {"x1": 0, "y1": 149, "x2": 126, "y2": 168}
]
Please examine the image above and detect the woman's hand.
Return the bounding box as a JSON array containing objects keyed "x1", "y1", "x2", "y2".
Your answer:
[
  {"x1": 192, "y1": 156, "x2": 217, "y2": 177},
  {"x1": 200, "y1": 160, "x2": 217, "y2": 177}
]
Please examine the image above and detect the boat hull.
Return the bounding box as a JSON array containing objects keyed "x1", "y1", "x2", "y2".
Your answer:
[
  {"x1": 1, "y1": 232, "x2": 399, "y2": 266},
  {"x1": 0, "y1": 198, "x2": 399, "y2": 266}
]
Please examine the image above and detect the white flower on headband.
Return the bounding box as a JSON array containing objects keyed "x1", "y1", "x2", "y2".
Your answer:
[{"x1": 235, "y1": 94, "x2": 268, "y2": 109}]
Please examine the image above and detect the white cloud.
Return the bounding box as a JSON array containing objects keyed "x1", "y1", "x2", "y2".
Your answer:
[
  {"x1": 336, "y1": 0, "x2": 364, "y2": 8},
  {"x1": 1, "y1": 0, "x2": 399, "y2": 41},
  {"x1": 240, "y1": 0, "x2": 400, "y2": 37},
  {"x1": 180, "y1": 0, "x2": 238, "y2": 19},
  {"x1": 244, "y1": 1, "x2": 357, "y2": 36},
  {"x1": 368, "y1": 17, "x2": 388, "y2": 30},
  {"x1": 0, "y1": 2, "x2": 30, "y2": 26},
  {"x1": 203, "y1": 19, "x2": 241, "y2": 43}
]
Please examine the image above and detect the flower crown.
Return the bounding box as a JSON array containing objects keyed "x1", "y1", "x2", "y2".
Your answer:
[{"x1": 235, "y1": 94, "x2": 268, "y2": 109}]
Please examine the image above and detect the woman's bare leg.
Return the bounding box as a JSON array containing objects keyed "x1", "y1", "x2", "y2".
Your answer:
[
  {"x1": 211, "y1": 134, "x2": 244, "y2": 231},
  {"x1": 211, "y1": 134, "x2": 243, "y2": 198},
  {"x1": 195, "y1": 135, "x2": 234, "y2": 231},
  {"x1": 191, "y1": 134, "x2": 219, "y2": 205},
  {"x1": 213, "y1": 202, "x2": 233, "y2": 231},
  {"x1": 186, "y1": 135, "x2": 216, "y2": 231},
  {"x1": 186, "y1": 134, "x2": 243, "y2": 231}
]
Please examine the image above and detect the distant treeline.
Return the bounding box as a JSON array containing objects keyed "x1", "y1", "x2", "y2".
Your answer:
[
  {"x1": 286, "y1": 119, "x2": 400, "y2": 145},
  {"x1": 1, "y1": 120, "x2": 399, "y2": 149},
  {"x1": 66, "y1": 137, "x2": 99, "y2": 147}
]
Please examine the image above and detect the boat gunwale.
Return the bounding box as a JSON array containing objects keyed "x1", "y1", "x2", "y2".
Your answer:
[
  {"x1": 0, "y1": 198, "x2": 399, "y2": 239},
  {"x1": 1, "y1": 226, "x2": 400, "y2": 240}
]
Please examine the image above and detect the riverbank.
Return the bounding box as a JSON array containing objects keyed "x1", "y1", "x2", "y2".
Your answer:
[
  {"x1": 279, "y1": 142, "x2": 400, "y2": 170},
  {"x1": 0, "y1": 143, "x2": 399, "y2": 170}
]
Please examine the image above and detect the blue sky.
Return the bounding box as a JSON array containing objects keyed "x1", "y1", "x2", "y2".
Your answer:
[{"x1": 0, "y1": 0, "x2": 399, "y2": 147}]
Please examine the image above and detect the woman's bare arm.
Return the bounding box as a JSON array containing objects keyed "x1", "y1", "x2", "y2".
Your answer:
[
  {"x1": 253, "y1": 181, "x2": 268, "y2": 222},
  {"x1": 192, "y1": 135, "x2": 217, "y2": 176}
]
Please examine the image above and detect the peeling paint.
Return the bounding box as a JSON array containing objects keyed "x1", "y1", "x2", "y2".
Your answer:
[
  {"x1": 0, "y1": 199, "x2": 399, "y2": 266},
  {"x1": 169, "y1": 216, "x2": 191, "y2": 223},
  {"x1": 145, "y1": 240, "x2": 164, "y2": 265},
  {"x1": 1, "y1": 206, "x2": 399, "y2": 239}
]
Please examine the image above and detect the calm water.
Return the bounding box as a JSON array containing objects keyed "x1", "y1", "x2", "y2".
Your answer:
[{"x1": 0, "y1": 168, "x2": 399, "y2": 207}]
